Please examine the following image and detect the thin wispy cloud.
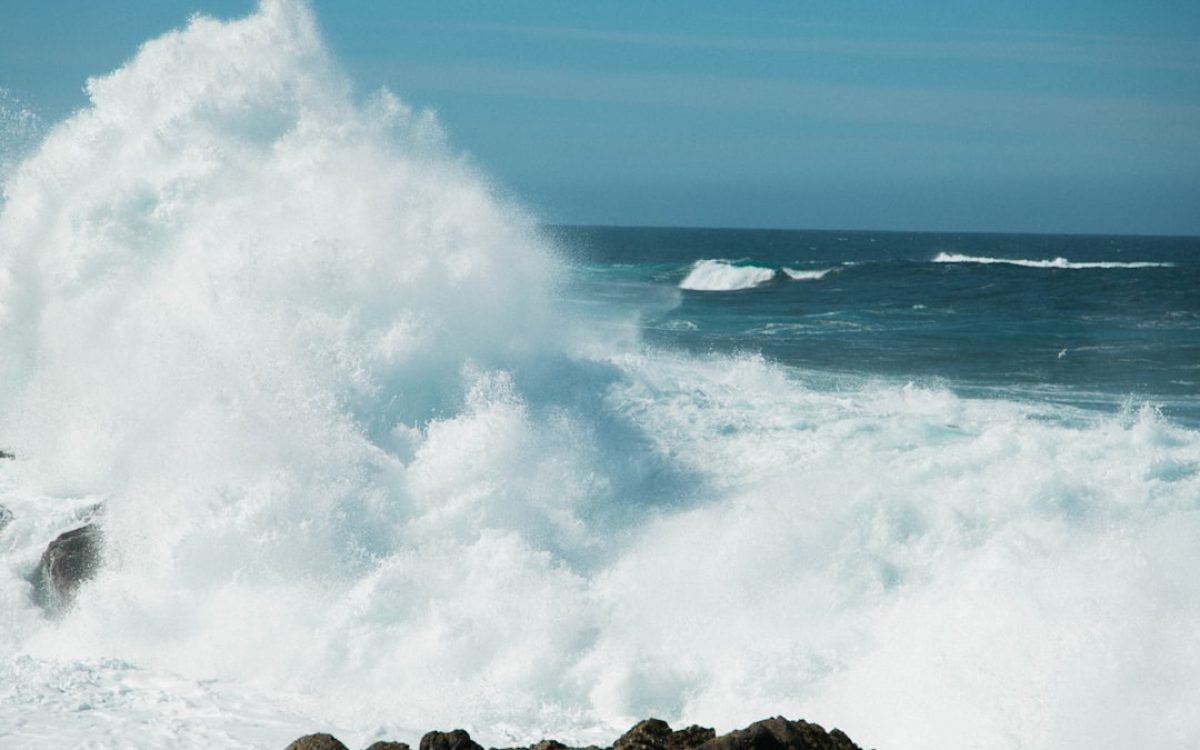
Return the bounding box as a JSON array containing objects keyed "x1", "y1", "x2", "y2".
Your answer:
[
  {"x1": 453, "y1": 22, "x2": 1200, "y2": 73},
  {"x1": 392, "y1": 61, "x2": 1200, "y2": 143}
]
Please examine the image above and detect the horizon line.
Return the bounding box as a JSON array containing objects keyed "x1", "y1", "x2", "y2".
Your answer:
[{"x1": 539, "y1": 221, "x2": 1200, "y2": 241}]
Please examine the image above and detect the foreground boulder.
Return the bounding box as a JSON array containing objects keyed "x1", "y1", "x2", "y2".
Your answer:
[
  {"x1": 285, "y1": 734, "x2": 351, "y2": 750},
  {"x1": 421, "y1": 729, "x2": 484, "y2": 750},
  {"x1": 30, "y1": 523, "x2": 104, "y2": 615},
  {"x1": 286, "y1": 717, "x2": 864, "y2": 750},
  {"x1": 614, "y1": 719, "x2": 715, "y2": 750}
]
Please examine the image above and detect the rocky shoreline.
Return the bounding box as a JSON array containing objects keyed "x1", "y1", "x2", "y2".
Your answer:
[{"x1": 285, "y1": 717, "x2": 866, "y2": 750}]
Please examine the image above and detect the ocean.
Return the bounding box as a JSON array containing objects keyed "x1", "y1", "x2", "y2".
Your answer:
[
  {"x1": 554, "y1": 225, "x2": 1200, "y2": 424},
  {"x1": 2, "y1": 4, "x2": 1199, "y2": 750}
]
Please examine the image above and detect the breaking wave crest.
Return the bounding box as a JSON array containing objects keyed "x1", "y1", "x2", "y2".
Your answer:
[
  {"x1": 679, "y1": 259, "x2": 778, "y2": 290},
  {"x1": 679, "y1": 259, "x2": 830, "y2": 290},
  {"x1": 781, "y1": 267, "x2": 833, "y2": 281}
]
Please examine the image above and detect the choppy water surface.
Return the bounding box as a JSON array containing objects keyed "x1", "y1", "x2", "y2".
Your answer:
[{"x1": 554, "y1": 225, "x2": 1200, "y2": 424}]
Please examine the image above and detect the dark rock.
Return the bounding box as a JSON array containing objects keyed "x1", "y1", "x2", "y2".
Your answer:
[
  {"x1": 0, "y1": 449, "x2": 14, "y2": 459},
  {"x1": 669, "y1": 725, "x2": 718, "y2": 750},
  {"x1": 494, "y1": 739, "x2": 592, "y2": 750},
  {"x1": 292, "y1": 717, "x2": 864, "y2": 750},
  {"x1": 420, "y1": 729, "x2": 483, "y2": 750},
  {"x1": 284, "y1": 733, "x2": 350, "y2": 750},
  {"x1": 615, "y1": 719, "x2": 716, "y2": 750},
  {"x1": 697, "y1": 717, "x2": 862, "y2": 750},
  {"x1": 0, "y1": 505, "x2": 12, "y2": 533},
  {"x1": 615, "y1": 719, "x2": 672, "y2": 750},
  {"x1": 30, "y1": 523, "x2": 104, "y2": 615}
]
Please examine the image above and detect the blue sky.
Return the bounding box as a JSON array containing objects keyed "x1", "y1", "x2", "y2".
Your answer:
[{"x1": 2, "y1": 0, "x2": 1198, "y2": 234}]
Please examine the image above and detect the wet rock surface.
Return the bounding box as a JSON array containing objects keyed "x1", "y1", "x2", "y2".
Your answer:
[
  {"x1": 699, "y1": 717, "x2": 862, "y2": 750},
  {"x1": 287, "y1": 717, "x2": 866, "y2": 750},
  {"x1": 30, "y1": 523, "x2": 104, "y2": 615},
  {"x1": 285, "y1": 734, "x2": 351, "y2": 750},
  {"x1": 421, "y1": 729, "x2": 485, "y2": 750},
  {"x1": 614, "y1": 718, "x2": 716, "y2": 750}
]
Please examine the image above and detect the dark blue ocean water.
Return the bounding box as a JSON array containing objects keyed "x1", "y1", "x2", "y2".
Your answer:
[{"x1": 551, "y1": 226, "x2": 1200, "y2": 424}]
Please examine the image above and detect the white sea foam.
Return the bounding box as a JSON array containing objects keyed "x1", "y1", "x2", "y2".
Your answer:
[
  {"x1": 0, "y1": 88, "x2": 44, "y2": 187},
  {"x1": 2, "y1": 4, "x2": 1200, "y2": 750},
  {"x1": 679, "y1": 259, "x2": 777, "y2": 290},
  {"x1": 678, "y1": 261, "x2": 829, "y2": 290},
  {"x1": 932, "y1": 252, "x2": 1174, "y2": 269},
  {"x1": 781, "y1": 267, "x2": 833, "y2": 280}
]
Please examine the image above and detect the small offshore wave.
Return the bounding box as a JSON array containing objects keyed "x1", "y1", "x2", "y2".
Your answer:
[
  {"x1": 679, "y1": 259, "x2": 831, "y2": 291},
  {"x1": 782, "y1": 267, "x2": 833, "y2": 281},
  {"x1": 932, "y1": 252, "x2": 1174, "y2": 269},
  {"x1": 654, "y1": 319, "x2": 699, "y2": 331}
]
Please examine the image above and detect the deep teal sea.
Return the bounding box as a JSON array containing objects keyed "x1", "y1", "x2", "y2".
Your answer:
[{"x1": 553, "y1": 226, "x2": 1200, "y2": 425}]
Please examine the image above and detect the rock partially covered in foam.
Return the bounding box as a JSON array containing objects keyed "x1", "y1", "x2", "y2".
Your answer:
[
  {"x1": 285, "y1": 718, "x2": 862, "y2": 750},
  {"x1": 31, "y1": 523, "x2": 104, "y2": 615}
]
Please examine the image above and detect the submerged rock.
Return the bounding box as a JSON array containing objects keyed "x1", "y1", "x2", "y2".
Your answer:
[
  {"x1": 0, "y1": 449, "x2": 14, "y2": 459},
  {"x1": 364, "y1": 743, "x2": 412, "y2": 750},
  {"x1": 30, "y1": 523, "x2": 104, "y2": 615},
  {"x1": 284, "y1": 734, "x2": 350, "y2": 750},
  {"x1": 0, "y1": 504, "x2": 12, "y2": 534}
]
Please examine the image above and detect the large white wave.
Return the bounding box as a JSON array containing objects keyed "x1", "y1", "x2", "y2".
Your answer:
[
  {"x1": 679, "y1": 259, "x2": 778, "y2": 290},
  {"x1": 932, "y1": 252, "x2": 1174, "y2": 269},
  {"x1": 2, "y1": 4, "x2": 1199, "y2": 750},
  {"x1": 678, "y1": 260, "x2": 830, "y2": 291}
]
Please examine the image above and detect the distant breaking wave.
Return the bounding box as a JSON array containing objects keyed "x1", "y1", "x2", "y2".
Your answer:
[
  {"x1": 933, "y1": 252, "x2": 1174, "y2": 269},
  {"x1": 781, "y1": 267, "x2": 833, "y2": 280},
  {"x1": 679, "y1": 259, "x2": 832, "y2": 290}
]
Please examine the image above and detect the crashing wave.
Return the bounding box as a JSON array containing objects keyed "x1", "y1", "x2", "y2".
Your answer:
[
  {"x1": 2, "y1": 3, "x2": 1199, "y2": 750},
  {"x1": 679, "y1": 260, "x2": 830, "y2": 290}
]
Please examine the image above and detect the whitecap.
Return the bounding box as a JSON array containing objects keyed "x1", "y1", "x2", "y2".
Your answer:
[
  {"x1": 932, "y1": 252, "x2": 1173, "y2": 269},
  {"x1": 679, "y1": 259, "x2": 778, "y2": 290}
]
